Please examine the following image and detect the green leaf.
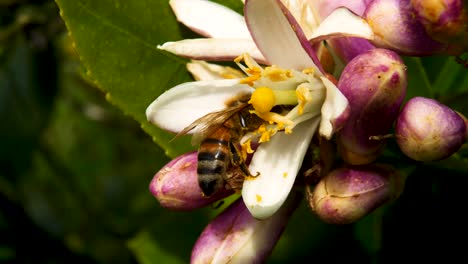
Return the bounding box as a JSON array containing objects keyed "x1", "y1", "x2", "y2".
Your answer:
[
  {"x1": 55, "y1": 0, "x2": 199, "y2": 158},
  {"x1": 353, "y1": 206, "x2": 385, "y2": 261},
  {"x1": 0, "y1": 33, "x2": 58, "y2": 179},
  {"x1": 432, "y1": 57, "x2": 465, "y2": 94},
  {"x1": 403, "y1": 57, "x2": 433, "y2": 100},
  {"x1": 55, "y1": 0, "x2": 248, "y2": 157},
  {"x1": 128, "y1": 232, "x2": 184, "y2": 264}
]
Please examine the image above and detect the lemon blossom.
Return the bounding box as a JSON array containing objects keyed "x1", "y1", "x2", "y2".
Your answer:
[
  {"x1": 147, "y1": 0, "x2": 376, "y2": 219},
  {"x1": 158, "y1": 0, "x2": 374, "y2": 66}
]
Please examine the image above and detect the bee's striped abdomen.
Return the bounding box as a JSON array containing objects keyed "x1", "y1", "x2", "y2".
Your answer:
[{"x1": 197, "y1": 126, "x2": 231, "y2": 196}]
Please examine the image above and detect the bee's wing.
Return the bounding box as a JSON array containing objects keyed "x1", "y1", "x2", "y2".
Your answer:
[{"x1": 176, "y1": 103, "x2": 249, "y2": 145}]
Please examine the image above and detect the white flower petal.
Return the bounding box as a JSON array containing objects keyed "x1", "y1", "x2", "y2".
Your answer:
[
  {"x1": 280, "y1": 0, "x2": 320, "y2": 39},
  {"x1": 170, "y1": 0, "x2": 251, "y2": 39},
  {"x1": 242, "y1": 117, "x2": 320, "y2": 219},
  {"x1": 244, "y1": 0, "x2": 323, "y2": 73},
  {"x1": 186, "y1": 60, "x2": 245, "y2": 81},
  {"x1": 309, "y1": 7, "x2": 374, "y2": 43},
  {"x1": 158, "y1": 39, "x2": 267, "y2": 63},
  {"x1": 146, "y1": 79, "x2": 253, "y2": 133},
  {"x1": 319, "y1": 76, "x2": 350, "y2": 139}
]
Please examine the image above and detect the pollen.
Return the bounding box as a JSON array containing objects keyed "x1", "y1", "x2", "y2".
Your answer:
[
  {"x1": 241, "y1": 139, "x2": 254, "y2": 157},
  {"x1": 254, "y1": 111, "x2": 294, "y2": 129},
  {"x1": 240, "y1": 74, "x2": 261, "y2": 86},
  {"x1": 246, "y1": 66, "x2": 261, "y2": 75},
  {"x1": 296, "y1": 86, "x2": 310, "y2": 115},
  {"x1": 234, "y1": 54, "x2": 244, "y2": 63},
  {"x1": 263, "y1": 66, "x2": 293, "y2": 82},
  {"x1": 249, "y1": 87, "x2": 276, "y2": 114},
  {"x1": 256, "y1": 194, "x2": 262, "y2": 202},
  {"x1": 283, "y1": 172, "x2": 288, "y2": 178},
  {"x1": 302, "y1": 68, "x2": 315, "y2": 74},
  {"x1": 259, "y1": 130, "x2": 272, "y2": 143}
]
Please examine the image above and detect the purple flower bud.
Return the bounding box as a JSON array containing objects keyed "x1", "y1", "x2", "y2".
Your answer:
[
  {"x1": 149, "y1": 152, "x2": 233, "y2": 210},
  {"x1": 308, "y1": 164, "x2": 404, "y2": 225},
  {"x1": 191, "y1": 194, "x2": 300, "y2": 264},
  {"x1": 411, "y1": 0, "x2": 468, "y2": 53},
  {"x1": 365, "y1": 0, "x2": 448, "y2": 55},
  {"x1": 337, "y1": 49, "x2": 407, "y2": 165},
  {"x1": 395, "y1": 97, "x2": 466, "y2": 161},
  {"x1": 457, "y1": 112, "x2": 468, "y2": 140}
]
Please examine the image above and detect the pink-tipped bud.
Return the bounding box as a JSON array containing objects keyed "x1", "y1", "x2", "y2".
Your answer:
[
  {"x1": 191, "y1": 194, "x2": 300, "y2": 264},
  {"x1": 365, "y1": 0, "x2": 448, "y2": 55},
  {"x1": 308, "y1": 164, "x2": 404, "y2": 225},
  {"x1": 395, "y1": 97, "x2": 466, "y2": 161},
  {"x1": 149, "y1": 152, "x2": 233, "y2": 210},
  {"x1": 411, "y1": 0, "x2": 468, "y2": 54},
  {"x1": 337, "y1": 48, "x2": 407, "y2": 165}
]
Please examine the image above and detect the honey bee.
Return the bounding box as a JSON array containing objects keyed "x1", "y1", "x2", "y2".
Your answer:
[{"x1": 177, "y1": 92, "x2": 263, "y2": 197}]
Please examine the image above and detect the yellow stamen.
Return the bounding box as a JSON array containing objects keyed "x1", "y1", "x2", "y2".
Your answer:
[
  {"x1": 234, "y1": 54, "x2": 244, "y2": 63},
  {"x1": 302, "y1": 68, "x2": 315, "y2": 74},
  {"x1": 296, "y1": 84, "x2": 313, "y2": 115},
  {"x1": 241, "y1": 139, "x2": 254, "y2": 160},
  {"x1": 259, "y1": 130, "x2": 272, "y2": 143},
  {"x1": 253, "y1": 111, "x2": 294, "y2": 128},
  {"x1": 239, "y1": 75, "x2": 261, "y2": 86},
  {"x1": 263, "y1": 66, "x2": 293, "y2": 82},
  {"x1": 243, "y1": 53, "x2": 258, "y2": 69},
  {"x1": 246, "y1": 66, "x2": 261, "y2": 75},
  {"x1": 296, "y1": 89, "x2": 306, "y2": 115},
  {"x1": 257, "y1": 124, "x2": 267, "y2": 133},
  {"x1": 249, "y1": 87, "x2": 276, "y2": 114}
]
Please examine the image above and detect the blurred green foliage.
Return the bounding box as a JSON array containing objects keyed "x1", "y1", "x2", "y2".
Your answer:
[{"x1": 1, "y1": 0, "x2": 468, "y2": 263}]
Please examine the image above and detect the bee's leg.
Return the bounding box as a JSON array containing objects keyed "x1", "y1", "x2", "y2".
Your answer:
[
  {"x1": 229, "y1": 141, "x2": 260, "y2": 178},
  {"x1": 224, "y1": 169, "x2": 244, "y2": 192}
]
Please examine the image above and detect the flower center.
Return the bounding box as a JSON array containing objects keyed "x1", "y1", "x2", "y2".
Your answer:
[{"x1": 234, "y1": 53, "x2": 325, "y2": 143}]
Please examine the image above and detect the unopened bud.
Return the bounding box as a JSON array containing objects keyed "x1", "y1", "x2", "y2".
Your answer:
[
  {"x1": 411, "y1": 0, "x2": 468, "y2": 53},
  {"x1": 308, "y1": 164, "x2": 404, "y2": 225},
  {"x1": 191, "y1": 193, "x2": 300, "y2": 264},
  {"x1": 395, "y1": 97, "x2": 466, "y2": 161},
  {"x1": 149, "y1": 152, "x2": 233, "y2": 210},
  {"x1": 337, "y1": 48, "x2": 407, "y2": 165},
  {"x1": 365, "y1": 0, "x2": 448, "y2": 55}
]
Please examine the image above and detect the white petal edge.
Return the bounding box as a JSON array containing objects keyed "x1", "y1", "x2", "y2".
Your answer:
[
  {"x1": 158, "y1": 39, "x2": 267, "y2": 64},
  {"x1": 186, "y1": 60, "x2": 245, "y2": 81},
  {"x1": 245, "y1": 0, "x2": 322, "y2": 73},
  {"x1": 146, "y1": 79, "x2": 253, "y2": 133},
  {"x1": 319, "y1": 76, "x2": 349, "y2": 139},
  {"x1": 309, "y1": 7, "x2": 374, "y2": 43},
  {"x1": 170, "y1": 0, "x2": 251, "y2": 39},
  {"x1": 242, "y1": 117, "x2": 320, "y2": 219}
]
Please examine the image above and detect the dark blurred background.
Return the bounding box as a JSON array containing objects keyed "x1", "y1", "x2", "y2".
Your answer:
[{"x1": 1, "y1": 0, "x2": 468, "y2": 263}]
